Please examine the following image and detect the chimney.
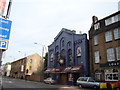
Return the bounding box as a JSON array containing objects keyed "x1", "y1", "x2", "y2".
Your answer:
[{"x1": 92, "y1": 16, "x2": 98, "y2": 24}]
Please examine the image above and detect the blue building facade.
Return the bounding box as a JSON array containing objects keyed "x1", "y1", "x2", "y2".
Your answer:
[{"x1": 45, "y1": 28, "x2": 89, "y2": 85}]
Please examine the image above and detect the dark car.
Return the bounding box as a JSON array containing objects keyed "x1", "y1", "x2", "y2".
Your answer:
[
  {"x1": 115, "y1": 80, "x2": 120, "y2": 90},
  {"x1": 44, "y1": 77, "x2": 56, "y2": 84},
  {"x1": 76, "y1": 77, "x2": 100, "y2": 89}
]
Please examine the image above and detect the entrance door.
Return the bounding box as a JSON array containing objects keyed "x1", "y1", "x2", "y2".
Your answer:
[{"x1": 60, "y1": 74, "x2": 67, "y2": 84}]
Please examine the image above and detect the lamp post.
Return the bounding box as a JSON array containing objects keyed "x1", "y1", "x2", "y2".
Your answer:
[{"x1": 34, "y1": 43, "x2": 47, "y2": 58}]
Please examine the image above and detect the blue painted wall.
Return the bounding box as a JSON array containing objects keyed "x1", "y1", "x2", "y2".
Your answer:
[{"x1": 48, "y1": 28, "x2": 89, "y2": 76}]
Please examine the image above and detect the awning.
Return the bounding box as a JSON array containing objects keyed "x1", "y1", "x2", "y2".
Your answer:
[
  {"x1": 44, "y1": 68, "x2": 55, "y2": 73},
  {"x1": 61, "y1": 67, "x2": 72, "y2": 73},
  {"x1": 71, "y1": 65, "x2": 83, "y2": 73}
]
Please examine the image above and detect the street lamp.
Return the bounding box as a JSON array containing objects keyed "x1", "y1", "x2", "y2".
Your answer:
[{"x1": 34, "y1": 43, "x2": 47, "y2": 58}]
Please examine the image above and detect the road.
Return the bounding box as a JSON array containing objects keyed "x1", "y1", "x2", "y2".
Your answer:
[{"x1": 2, "y1": 76, "x2": 80, "y2": 90}]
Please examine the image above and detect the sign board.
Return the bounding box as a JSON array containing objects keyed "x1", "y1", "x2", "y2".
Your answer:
[
  {"x1": 0, "y1": 17, "x2": 12, "y2": 40},
  {"x1": 0, "y1": 40, "x2": 8, "y2": 49}
]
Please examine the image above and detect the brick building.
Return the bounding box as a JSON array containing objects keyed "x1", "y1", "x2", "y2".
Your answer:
[
  {"x1": 10, "y1": 53, "x2": 44, "y2": 82},
  {"x1": 89, "y1": 11, "x2": 120, "y2": 82},
  {"x1": 10, "y1": 57, "x2": 26, "y2": 79},
  {"x1": 45, "y1": 28, "x2": 89, "y2": 85}
]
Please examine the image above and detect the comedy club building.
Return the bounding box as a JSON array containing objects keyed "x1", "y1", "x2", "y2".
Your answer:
[{"x1": 45, "y1": 28, "x2": 89, "y2": 85}]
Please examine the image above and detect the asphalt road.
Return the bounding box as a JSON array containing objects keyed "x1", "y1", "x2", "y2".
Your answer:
[{"x1": 2, "y1": 76, "x2": 80, "y2": 90}]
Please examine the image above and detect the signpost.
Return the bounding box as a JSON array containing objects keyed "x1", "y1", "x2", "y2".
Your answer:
[{"x1": 0, "y1": 17, "x2": 12, "y2": 50}]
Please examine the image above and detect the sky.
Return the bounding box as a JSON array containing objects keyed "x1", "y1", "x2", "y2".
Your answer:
[{"x1": 2, "y1": 0, "x2": 119, "y2": 64}]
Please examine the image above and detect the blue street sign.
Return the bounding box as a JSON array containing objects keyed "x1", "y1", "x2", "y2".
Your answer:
[
  {"x1": 0, "y1": 18, "x2": 12, "y2": 40},
  {"x1": 0, "y1": 40, "x2": 8, "y2": 49}
]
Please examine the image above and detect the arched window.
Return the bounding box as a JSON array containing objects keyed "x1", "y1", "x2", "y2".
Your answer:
[
  {"x1": 77, "y1": 46, "x2": 81, "y2": 57},
  {"x1": 68, "y1": 49, "x2": 72, "y2": 66}
]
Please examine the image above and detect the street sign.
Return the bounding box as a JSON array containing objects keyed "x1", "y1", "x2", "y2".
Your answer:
[
  {"x1": 0, "y1": 40, "x2": 8, "y2": 49},
  {"x1": 0, "y1": 17, "x2": 12, "y2": 40}
]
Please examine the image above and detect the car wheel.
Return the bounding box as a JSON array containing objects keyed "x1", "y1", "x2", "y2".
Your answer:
[
  {"x1": 116, "y1": 87, "x2": 120, "y2": 90},
  {"x1": 93, "y1": 85, "x2": 98, "y2": 89},
  {"x1": 78, "y1": 84, "x2": 83, "y2": 88}
]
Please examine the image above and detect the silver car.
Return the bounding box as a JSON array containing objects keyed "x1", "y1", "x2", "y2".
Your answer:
[
  {"x1": 76, "y1": 77, "x2": 100, "y2": 89},
  {"x1": 44, "y1": 77, "x2": 56, "y2": 84}
]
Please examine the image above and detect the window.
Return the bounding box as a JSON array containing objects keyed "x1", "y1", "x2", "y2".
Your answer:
[
  {"x1": 107, "y1": 48, "x2": 115, "y2": 61},
  {"x1": 94, "y1": 51, "x2": 100, "y2": 63},
  {"x1": 94, "y1": 23, "x2": 100, "y2": 30},
  {"x1": 94, "y1": 35, "x2": 98, "y2": 45},
  {"x1": 29, "y1": 59, "x2": 32, "y2": 63},
  {"x1": 105, "y1": 31, "x2": 112, "y2": 42},
  {"x1": 77, "y1": 46, "x2": 81, "y2": 57},
  {"x1": 95, "y1": 73, "x2": 101, "y2": 80},
  {"x1": 105, "y1": 15, "x2": 119, "y2": 26},
  {"x1": 50, "y1": 53, "x2": 54, "y2": 62},
  {"x1": 114, "y1": 28, "x2": 120, "y2": 40},
  {"x1": 105, "y1": 69, "x2": 119, "y2": 81},
  {"x1": 116, "y1": 46, "x2": 120, "y2": 60}
]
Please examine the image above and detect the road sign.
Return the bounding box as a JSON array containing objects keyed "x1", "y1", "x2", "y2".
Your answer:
[
  {"x1": 0, "y1": 17, "x2": 12, "y2": 40},
  {"x1": 0, "y1": 40, "x2": 8, "y2": 49}
]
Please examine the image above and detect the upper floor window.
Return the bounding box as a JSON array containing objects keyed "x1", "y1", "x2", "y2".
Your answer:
[
  {"x1": 94, "y1": 35, "x2": 98, "y2": 45},
  {"x1": 114, "y1": 28, "x2": 120, "y2": 40},
  {"x1": 105, "y1": 31, "x2": 112, "y2": 42},
  {"x1": 105, "y1": 15, "x2": 119, "y2": 26},
  {"x1": 94, "y1": 23, "x2": 100, "y2": 30},
  {"x1": 116, "y1": 46, "x2": 120, "y2": 60},
  {"x1": 50, "y1": 53, "x2": 54, "y2": 62},
  {"x1": 107, "y1": 48, "x2": 115, "y2": 62},
  {"x1": 67, "y1": 41, "x2": 71, "y2": 47},
  {"x1": 94, "y1": 51, "x2": 100, "y2": 63},
  {"x1": 29, "y1": 59, "x2": 32, "y2": 63}
]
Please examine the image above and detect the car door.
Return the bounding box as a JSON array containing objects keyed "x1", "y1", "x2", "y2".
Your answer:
[{"x1": 87, "y1": 77, "x2": 95, "y2": 87}]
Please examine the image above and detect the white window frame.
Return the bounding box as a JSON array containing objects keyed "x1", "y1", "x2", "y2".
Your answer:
[
  {"x1": 116, "y1": 46, "x2": 120, "y2": 60},
  {"x1": 107, "y1": 48, "x2": 115, "y2": 61},
  {"x1": 94, "y1": 23, "x2": 100, "y2": 30},
  {"x1": 94, "y1": 51, "x2": 100, "y2": 63},
  {"x1": 105, "y1": 69, "x2": 119, "y2": 81},
  {"x1": 105, "y1": 31, "x2": 112, "y2": 42},
  {"x1": 114, "y1": 28, "x2": 120, "y2": 40},
  {"x1": 105, "y1": 15, "x2": 119, "y2": 26},
  {"x1": 94, "y1": 35, "x2": 98, "y2": 45}
]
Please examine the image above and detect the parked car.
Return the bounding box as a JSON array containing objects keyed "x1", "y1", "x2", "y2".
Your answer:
[
  {"x1": 115, "y1": 80, "x2": 120, "y2": 90},
  {"x1": 76, "y1": 77, "x2": 100, "y2": 89},
  {"x1": 44, "y1": 77, "x2": 56, "y2": 84}
]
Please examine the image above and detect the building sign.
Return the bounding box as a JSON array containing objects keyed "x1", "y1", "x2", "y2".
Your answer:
[
  {"x1": 0, "y1": 17, "x2": 12, "y2": 40},
  {"x1": 0, "y1": 40, "x2": 8, "y2": 49},
  {"x1": 100, "y1": 61, "x2": 120, "y2": 67}
]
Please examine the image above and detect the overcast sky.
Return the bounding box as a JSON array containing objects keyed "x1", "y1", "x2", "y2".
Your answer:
[{"x1": 2, "y1": 0, "x2": 119, "y2": 64}]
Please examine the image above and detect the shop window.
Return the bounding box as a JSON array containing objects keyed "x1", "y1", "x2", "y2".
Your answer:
[
  {"x1": 105, "y1": 69, "x2": 119, "y2": 81},
  {"x1": 95, "y1": 73, "x2": 101, "y2": 81}
]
